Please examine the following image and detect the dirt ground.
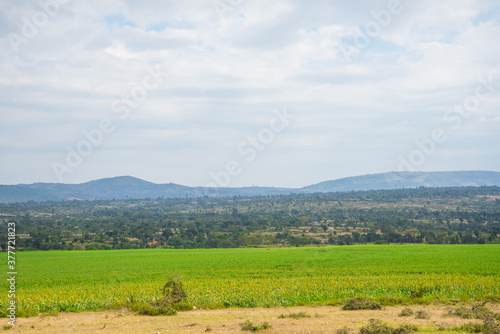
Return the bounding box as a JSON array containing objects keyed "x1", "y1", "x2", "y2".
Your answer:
[{"x1": 5, "y1": 304, "x2": 498, "y2": 334}]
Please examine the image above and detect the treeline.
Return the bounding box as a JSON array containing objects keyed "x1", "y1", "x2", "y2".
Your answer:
[{"x1": 1, "y1": 186, "x2": 499, "y2": 250}]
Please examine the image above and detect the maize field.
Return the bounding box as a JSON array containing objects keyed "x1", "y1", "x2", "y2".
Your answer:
[{"x1": 1, "y1": 245, "x2": 499, "y2": 317}]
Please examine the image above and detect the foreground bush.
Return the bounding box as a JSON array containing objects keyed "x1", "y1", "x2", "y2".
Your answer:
[
  {"x1": 239, "y1": 320, "x2": 272, "y2": 331},
  {"x1": 126, "y1": 276, "x2": 188, "y2": 316},
  {"x1": 459, "y1": 317, "x2": 500, "y2": 334},
  {"x1": 398, "y1": 308, "x2": 414, "y2": 317},
  {"x1": 448, "y1": 302, "x2": 495, "y2": 320},
  {"x1": 336, "y1": 326, "x2": 351, "y2": 334},
  {"x1": 359, "y1": 319, "x2": 418, "y2": 334},
  {"x1": 414, "y1": 310, "x2": 430, "y2": 319},
  {"x1": 342, "y1": 298, "x2": 382, "y2": 311},
  {"x1": 447, "y1": 302, "x2": 500, "y2": 334},
  {"x1": 278, "y1": 312, "x2": 310, "y2": 319},
  {"x1": 482, "y1": 315, "x2": 500, "y2": 334}
]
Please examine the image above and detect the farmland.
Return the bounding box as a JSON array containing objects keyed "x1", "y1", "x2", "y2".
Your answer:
[
  {"x1": 2, "y1": 244, "x2": 499, "y2": 317},
  {"x1": 1, "y1": 186, "x2": 500, "y2": 251}
]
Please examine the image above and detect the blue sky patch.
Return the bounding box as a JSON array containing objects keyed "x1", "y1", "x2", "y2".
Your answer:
[
  {"x1": 147, "y1": 21, "x2": 195, "y2": 32},
  {"x1": 104, "y1": 14, "x2": 137, "y2": 28},
  {"x1": 472, "y1": 7, "x2": 500, "y2": 26}
]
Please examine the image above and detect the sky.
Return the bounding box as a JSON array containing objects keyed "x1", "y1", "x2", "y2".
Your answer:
[{"x1": 0, "y1": 0, "x2": 499, "y2": 188}]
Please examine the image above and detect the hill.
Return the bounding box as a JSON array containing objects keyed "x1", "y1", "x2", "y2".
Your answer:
[
  {"x1": 0, "y1": 171, "x2": 499, "y2": 203},
  {"x1": 297, "y1": 171, "x2": 500, "y2": 193}
]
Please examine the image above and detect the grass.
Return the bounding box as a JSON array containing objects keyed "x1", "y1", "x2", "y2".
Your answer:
[{"x1": 1, "y1": 244, "x2": 499, "y2": 316}]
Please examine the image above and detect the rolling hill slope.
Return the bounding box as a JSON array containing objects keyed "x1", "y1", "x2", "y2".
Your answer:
[
  {"x1": 297, "y1": 171, "x2": 500, "y2": 193},
  {"x1": 0, "y1": 171, "x2": 499, "y2": 203}
]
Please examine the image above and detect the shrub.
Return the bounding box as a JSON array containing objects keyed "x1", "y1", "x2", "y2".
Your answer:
[
  {"x1": 359, "y1": 319, "x2": 418, "y2": 334},
  {"x1": 450, "y1": 306, "x2": 474, "y2": 319},
  {"x1": 471, "y1": 302, "x2": 494, "y2": 319},
  {"x1": 278, "y1": 312, "x2": 310, "y2": 319},
  {"x1": 448, "y1": 302, "x2": 494, "y2": 320},
  {"x1": 396, "y1": 324, "x2": 419, "y2": 334},
  {"x1": 127, "y1": 276, "x2": 187, "y2": 316},
  {"x1": 359, "y1": 319, "x2": 393, "y2": 334},
  {"x1": 410, "y1": 287, "x2": 429, "y2": 299},
  {"x1": 398, "y1": 308, "x2": 414, "y2": 317},
  {"x1": 342, "y1": 298, "x2": 382, "y2": 311},
  {"x1": 482, "y1": 315, "x2": 500, "y2": 334},
  {"x1": 129, "y1": 303, "x2": 177, "y2": 316},
  {"x1": 240, "y1": 320, "x2": 272, "y2": 331},
  {"x1": 460, "y1": 322, "x2": 482, "y2": 333},
  {"x1": 414, "y1": 310, "x2": 430, "y2": 319},
  {"x1": 336, "y1": 326, "x2": 350, "y2": 334},
  {"x1": 456, "y1": 317, "x2": 500, "y2": 334}
]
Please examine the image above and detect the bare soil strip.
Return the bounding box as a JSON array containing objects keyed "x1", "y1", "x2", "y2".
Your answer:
[{"x1": 7, "y1": 304, "x2": 498, "y2": 334}]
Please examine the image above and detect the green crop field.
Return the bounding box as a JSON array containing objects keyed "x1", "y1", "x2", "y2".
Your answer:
[{"x1": 2, "y1": 245, "x2": 500, "y2": 316}]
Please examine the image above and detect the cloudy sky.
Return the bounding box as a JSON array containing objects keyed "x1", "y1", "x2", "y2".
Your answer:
[{"x1": 0, "y1": 0, "x2": 499, "y2": 188}]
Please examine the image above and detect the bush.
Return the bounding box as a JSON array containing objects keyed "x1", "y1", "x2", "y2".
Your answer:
[
  {"x1": 129, "y1": 302, "x2": 177, "y2": 316},
  {"x1": 398, "y1": 308, "x2": 414, "y2": 317},
  {"x1": 396, "y1": 324, "x2": 419, "y2": 334},
  {"x1": 278, "y1": 312, "x2": 310, "y2": 319},
  {"x1": 126, "y1": 276, "x2": 188, "y2": 316},
  {"x1": 410, "y1": 287, "x2": 429, "y2": 299},
  {"x1": 336, "y1": 326, "x2": 350, "y2": 334},
  {"x1": 414, "y1": 310, "x2": 430, "y2": 319},
  {"x1": 471, "y1": 302, "x2": 494, "y2": 320},
  {"x1": 450, "y1": 303, "x2": 500, "y2": 334},
  {"x1": 240, "y1": 320, "x2": 272, "y2": 331},
  {"x1": 359, "y1": 319, "x2": 418, "y2": 334},
  {"x1": 359, "y1": 320, "x2": 393, "y2": 334},
  {"x1": 448, "y1": 302, "x2": 495, "y2": 320},
  {"x1": 342, "y1": 298, "x2": 382, "y2": 311},
  {"x1": 482, "y1": 315, "x2": 500, "y2": 334},
  {"x1": 450, "y1": 306, "x2": 474, "y2": 319},
  {"x1": 460, "y1": 322, "x2": 482, "y2": 333}
]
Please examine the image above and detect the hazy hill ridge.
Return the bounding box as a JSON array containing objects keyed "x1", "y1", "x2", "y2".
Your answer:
[{"x1": 0, "y1": 171, "x2": 499, "y2": 203}]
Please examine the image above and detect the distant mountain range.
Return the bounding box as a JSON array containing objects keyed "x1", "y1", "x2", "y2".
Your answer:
[{"x1": 1, "y1": 171, "x2": 499, "y2": 203}]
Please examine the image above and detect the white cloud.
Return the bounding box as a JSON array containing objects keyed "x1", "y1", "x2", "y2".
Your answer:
[{"x1": 0, "y1": 0, "x2": 498, "y2": 187}]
